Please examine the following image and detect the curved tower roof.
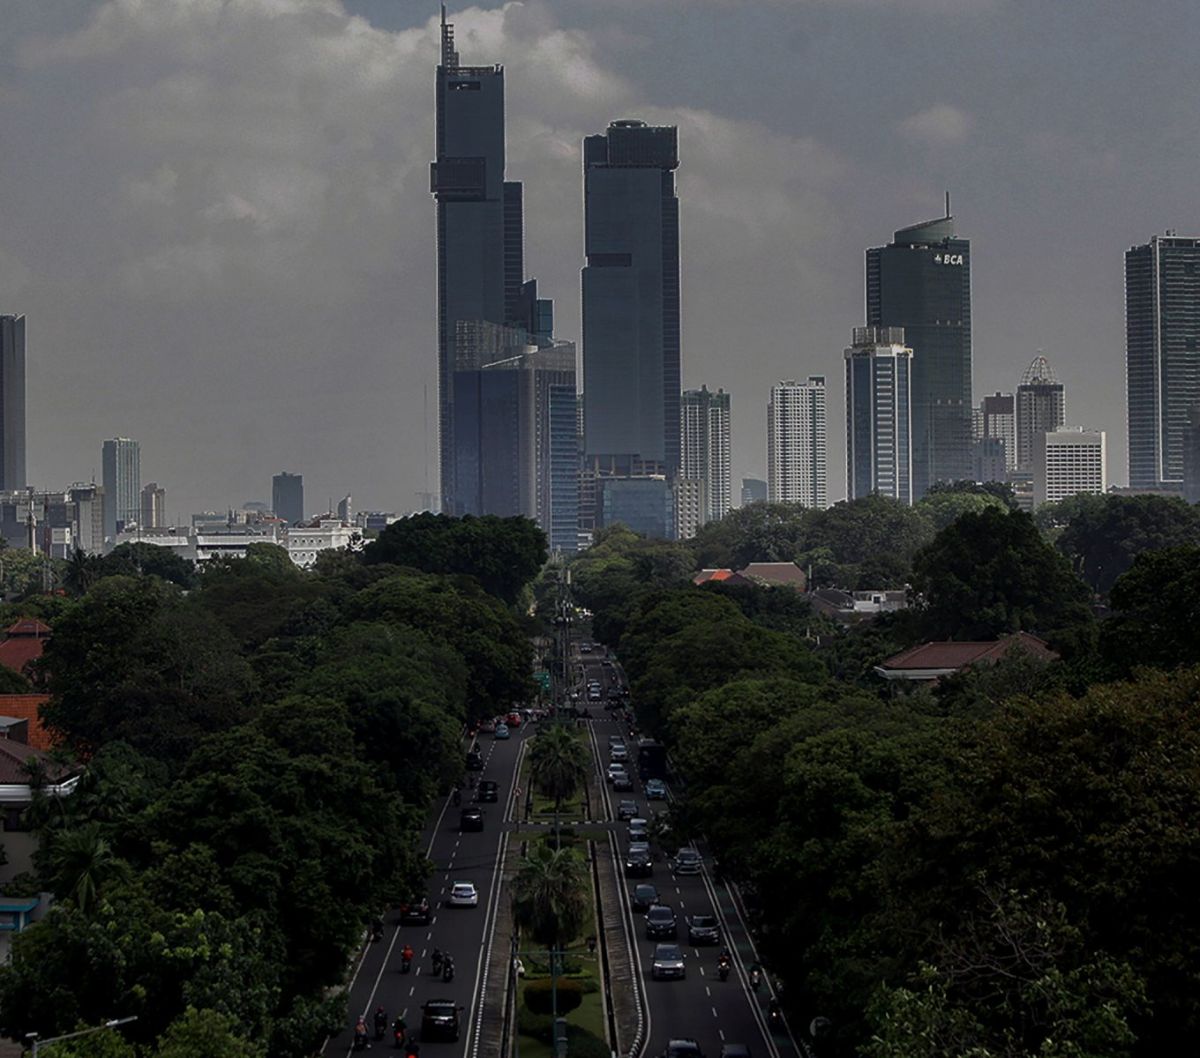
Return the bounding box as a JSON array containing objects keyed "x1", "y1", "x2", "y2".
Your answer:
[{"x1": 1020, "y1": 353, "x2": 1060, "y2": 386}]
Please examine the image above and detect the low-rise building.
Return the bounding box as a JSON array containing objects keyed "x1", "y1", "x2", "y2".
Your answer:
[
  {"x1": 875, "y1": 632, "x2": 1057, "y2": 685},
  {"x1": 285, "y1": 520, "x2": 358, "y2": 569}
]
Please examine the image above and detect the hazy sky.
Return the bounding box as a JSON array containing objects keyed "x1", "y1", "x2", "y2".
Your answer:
[{"x1": 2, "y1": 0, "x2": 1195, "y2": 518}]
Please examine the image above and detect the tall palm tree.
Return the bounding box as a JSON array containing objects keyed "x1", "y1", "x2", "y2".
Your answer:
[
  {"x1": 511, "y1": 842, "x2": 587, "y2": 948},
  {"x1": 47, "y1": 822, "x2": 128, "y2": 915},
  {"x1": 527, "y1": 726, "x2": 589, "y2": 814}
]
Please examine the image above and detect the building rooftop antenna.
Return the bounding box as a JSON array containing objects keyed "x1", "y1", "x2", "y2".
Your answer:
[{"x1": 945, "y1": 190, "x2": 951, "y2": 219}]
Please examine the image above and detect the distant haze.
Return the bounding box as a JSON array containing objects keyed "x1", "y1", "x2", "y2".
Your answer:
[{"x1": 2, "y1": 0, "x2": 1192, "y2": 517}]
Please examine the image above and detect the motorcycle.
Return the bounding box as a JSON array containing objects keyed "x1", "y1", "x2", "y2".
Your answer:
[
  {"x1": 452, "y1": 789, "x2": 462, "y2": 806},
  {"x1": 431, "y1": 949, "x2": 444, "y2": 975},
  {"x1": 374, "y1": 1010, "x2": 387, "y2": 1040},
  {"x1": 392, "y1": 1020, "x2": 407, "y2": 1048},
  {"x1": 717, "y1": 958, "x2": 731, "y2": 982},
  {"x1": 352, "y1": 1027, "x2": 369, "y2": 1052},
  {"x1": 768, "y1": 1000, "x2": 782, "y2": 1028},
  {"x1": 370, "y1": 919, "x2": 384, "y2": 942},
  {"x1": 750, "y1": 968, "x2": 762, "y2": 992},
  {"x1": 443, "y1": 957, "x2": 455, "y2": 983}
]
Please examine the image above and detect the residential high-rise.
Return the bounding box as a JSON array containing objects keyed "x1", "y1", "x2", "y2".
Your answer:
[
  {"x1": 431, "y1": 10, "x2": 527, "y2": 515},
  {"x1": 866, "y1": 205, "x2": 972, "y2": 496},
  {"x1": 681, "y1": 386, "x2": 732, "y2": 524},
  {"x1": 1125, "y1": 234, "x2": 1200, "y2": 490},
  {"x1": 272, "y1": 472, "x2": 304, "y2": 525},
  {"x1": 767, "y1": 377, "x2": 828, "y2": 508},
  {"x1": 740, "y1": 477, "x2": 768, "y2": 506},
  {"x1": 140, "y1": 483, "x2": 166, "y2": 529},
  {"x1": 844, "y1": 326, "x2": 912, "y2": 504},
  {"x1": 673, "y1": 477, "x2": 706, "y2": 541},
  {"x1": 1015, "y1": 355, "x2": 1066, "y2": 473},
  {"x1": 979, "y1": 392, "x2": 1016, "y2": 473},
  {"x1": 1183, "y1": 405, "x2": 1200, "y2": 505},
  {"x1": 1034, "y1": 427, "x2": 1107, "y2": 506},
  {"x1": 582, "y1": 120, "x2": 681, "y2": 479},
  {"x1": 0, "y1": 314, "x2": 26, "y2": 491},
  {"x1": 102, "y1": 438, "x2": 141, "y2": 539}
]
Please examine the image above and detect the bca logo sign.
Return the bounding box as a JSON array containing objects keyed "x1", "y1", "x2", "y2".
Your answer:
[{"x1": 933, "y1": 253, "x2": 964, "y2": 265}]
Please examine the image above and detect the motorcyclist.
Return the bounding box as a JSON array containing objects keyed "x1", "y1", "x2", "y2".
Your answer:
[
  {"x1": 374, "y1": 1006, "x2": 387, "y2": 1039},
  {"x1": 431, "y1": 947, "x2": 444, "y2": 974},
  {"x1": 371, "y1": 916, "x2": 384, "y2": 941},
  {"x1": 442, "y1": 953, "x2": 455, "y2": 982},
  {"x1": 400, "y1": 943, "x2": 414, "y2": 972},
  {"x1": 392, "y1": 1015, "x2": 407, "y2": 1047},
  {"x1": 452, "y1": 788, "x2": 462, "y2": 806},
  {"x1": 749, "y1": 965, "x2": 762, "y2": 992},
  {"x1": 768, "y1": 997, "x2": 782, "y2": 1025},
  {"x1": 353, "y1": 1015, "x2": 369, "y2": 1050},
  {"x1": 717, "y1": 947, "x2": 732, "y2": 981}
]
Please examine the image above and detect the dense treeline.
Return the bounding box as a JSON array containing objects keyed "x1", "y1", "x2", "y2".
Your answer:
[
  {"x1": 0, "y1": 516, "x2": 546, "y2": 1057},
  {"x1": 573, "y1": 493, "x2": 1200, "y2": 1058}
]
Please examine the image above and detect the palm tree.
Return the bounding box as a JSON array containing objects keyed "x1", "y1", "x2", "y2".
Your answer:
[
  {"x1": 527, "y1": 726, "x2": 589, "y2": 814},
  {"x1": 47, "y1": 822, "x2": 128, "y2": 915},
  {"x1": 511, "y1": 842, "x2": 587, "y2": 948},
  {"x1": 63, "y1": 547, "x2": 101, "y2": 597}
]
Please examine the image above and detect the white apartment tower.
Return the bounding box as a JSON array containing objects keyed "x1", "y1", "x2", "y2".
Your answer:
[
  {"x1": 680, "y1": 386, "x2": 732, "y2": 524},
  {"x1": 1034, "y1": 427, "x2": 1107, "y2": 506},
  {"x1": 767, "y1": 377, "x2": 827, "y2": 508},
  {"x1": 844, "y1": 327, "x2": 913, "y2": 504}
]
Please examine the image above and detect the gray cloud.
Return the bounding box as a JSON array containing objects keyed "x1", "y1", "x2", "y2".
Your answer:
[{"x1": 897, "y1": 104, "x2": 974, "y2": 145}]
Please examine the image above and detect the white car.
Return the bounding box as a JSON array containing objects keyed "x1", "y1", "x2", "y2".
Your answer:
[
  {"x1": 447, "y1": 881, "x2": 479, "y2": 908},
  {"x1": 607, "y1": 762, "x2": 629, "y2": 784}
]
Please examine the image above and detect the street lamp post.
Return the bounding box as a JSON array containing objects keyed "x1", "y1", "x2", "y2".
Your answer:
[{"x1": 26, "y1": 1016, "x2": 138, "y2": 1057}]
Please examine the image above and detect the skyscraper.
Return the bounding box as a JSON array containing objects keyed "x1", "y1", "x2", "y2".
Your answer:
[
  {"x1": 978, "y1": 392, "x2": 1016, "y2": 473},
  {"x1": 431, "y1": 10, "x2": 527, "y2": 515},
  {"x1": 102, "y1": 438, "x2": 140, "y2": 539},
  {"x1": 272, "y1": 472, "x2": 304, "y2": 525},
  {"x1": 681, "y1": 386, "x2": 732, "y2": 524},
  {"x1": 844, "y1": 327, "x2": 912, "y2": 504},
  {"x1": 740, "y1": 477, "x2": 768, "y2": 506},
  {"x1": 1015, "y1": 355, "x2": 1066, "y2": 474},
  {"x1": 140, "y1": 482, "x2": 165, "y2": 528},
  {"x1": 767, "y1": 377, "x2": 827, "y2": 508},
  {"x1": 0, "y1": 314, "x2": 26, "y2": 492},
  {"x1": 1034, "y1": 427, "x2": 1107, "y2": 506},
  {"x1": 866, "y1": 205, "x2": 972, "y2": 496},
  {"x1": 1125, "y1": 234, "x2": 1200, "y2": 490},
  {"x1": 1182, "y1": 405, "x2": 1200, "y2": 504},
  {"x1": 582, "y1": 119, "x2": 681, "y2": 479}
]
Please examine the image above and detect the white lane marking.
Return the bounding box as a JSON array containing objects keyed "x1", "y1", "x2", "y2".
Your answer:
[
  {"x1": 465, "y1": 828, "x2": 509, "y2": 1058},
  {"x1": 712, "y1": 1006, "x2": 719, "y2": 1018},
  {"x1": 719, "y1": 1029, "x2": 726, "y2": 1041}
]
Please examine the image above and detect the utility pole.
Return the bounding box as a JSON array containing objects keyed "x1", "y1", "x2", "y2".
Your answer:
[{"x1": 26, "y1": 1016, "x2": 138, "y2": 1056}]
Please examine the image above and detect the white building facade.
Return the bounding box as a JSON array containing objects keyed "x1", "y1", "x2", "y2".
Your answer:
[
  {"x1": 767, "y1": 377, "x2": 828, "y2": 508},
  {"x1": 1034, "y1": 427, "x2": 1106, "y2": 506},
  {"x1": 681, "y1": 386, "x2": 732, "y2": 524}
]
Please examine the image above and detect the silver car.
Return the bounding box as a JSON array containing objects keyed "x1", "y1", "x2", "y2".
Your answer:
[
  {"x1": 651, "y1": 943, "x2": 686, "y2": 980},
  {"x1": 673, "y1": 848, "x2": 702, "y2": 875}
]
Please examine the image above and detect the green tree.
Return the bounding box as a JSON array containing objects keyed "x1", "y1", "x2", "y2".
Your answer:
[
  {"x1": 690, "y1": 501, "x2": 813, "y2": 570},
  {"x1": 63, "y1": 547, "x2": 103, "y2": 597},
  {"x1": 154, "y1": 1007, "x2": 264, "y2": 1058},
  {"x1": 101, "y1": 542, "x2": 196, "y2": 589},
  {"x1": 1101, "y1": 545, "x2": 1200, "y2": 674},
  {"x1": 916, "y1": 486, "x2": 1010, "y2": 532},
  {"x1": 362, "y1": 512, "x2": 547, "y2": 605},
  {"x1": 527, "y1": 726, "x2": 589, "y2": 813},
  {"x1": 910, "y1": 507, "x2": 1094, "y2": 650},
  {"x1": 44, "y1": 822, "x2": 130, "y2": 914},
  {"x1": 511, "y1": 843, "x2": 587, "y2": 947}
]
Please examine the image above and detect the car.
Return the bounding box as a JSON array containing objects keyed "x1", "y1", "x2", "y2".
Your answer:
[
  {"x1": 663, "y1": 1039, "x2": 704, "y2": 1058},
  {"x1": 645, "y1": 904, "x2": 678, "y2": 939},
  {"x1": 588, "y1": 687, "x2": 602, "y2": 701},
  {"x1": 447, "y1": 881, "x2": 479, "y2": 908},
  {"x1": 612, "y1": 772, "x2": 634, "y2": 792},
  {"x1": 627, "y1": 817, "x2": 650, "y2": 842},
  {"x1": 645, "y1": 778, "x2": 668, "y2": 801},
  {"x1": 608, "y1": 734, "x2": 626, "y2": 747},
  {"x1": 466, "y1": 749, "x2": 483, "y2": 771},
  {"x1": 420, "y1": 999, "x2": 463, "y2": 1042},
  {"x1": 607, "y1": 762, "x2": 629, "y2": 784},
  {"x1": 628, "y1": 839, "x2": 651, "y2": 856},
  {"x1": 609, "y1": 744, "x2": 629, "y2": 763},
  {"x1": 579, "y1": 642, "x2": 593, "y2": 653},
  {"x1": 651, "y1": 942, "x2": 686, "y2": 980},
  {"x1": 687, "y1": 913, "x2": 721, "y2": 946},
  {"x1": 616, "y1": 799, "x2": 640, "y2": 821},
  {"x1": 719, "y1": 1046, "x2": 751, "y2": 1058},
  {"x1": 506, "y1": 711, "x2": 523, "y2": 727},
  {"x1": 459, "y1": 807, "x2": 484, "y2": 832},
  {"x1": 624, "y1": 848, "x2": 653, "y2": 877},
  {"x1": 673, "y1": 847, "x2": 702, "y2": 875},
  {"x1": 479, "y1": 718, "x2": 497, "y2": 733},
  {"x1": 494, "y1": 723, "x2": 510, "y2": 740},
  {"x1": 630, "y1": 882, "x2": 660, "y2": 912},
  {"x1": 477, "y1": 780, "x2": 499, "y2": 803},
  {"x1": 398, "y1": 895, "x2": 431, "y2": 925}
]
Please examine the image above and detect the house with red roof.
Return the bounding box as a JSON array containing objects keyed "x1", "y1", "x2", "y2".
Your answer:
[
  {"x1": 875, "y1": 632, "x2": 1058, "y2": 685},
  {"x1": 0, "y1": 618, "x2": 50, "y2": 681}
]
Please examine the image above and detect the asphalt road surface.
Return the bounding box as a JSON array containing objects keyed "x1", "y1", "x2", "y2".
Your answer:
[{"x1": 325, "y1": 717, "x2": 527, "y2": 1057}]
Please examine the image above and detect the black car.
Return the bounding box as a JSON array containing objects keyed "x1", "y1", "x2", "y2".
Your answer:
[
  {"x1": 630, "y1": 883, "x2": 659, "y2": 912},
  {"x1": 617, "y1": 799, "x2": 640, "y2": 821},
  {"x1": 398, "y1": 895, "x2": 431, "y2": 925},
  {"x1": 624, "y1": 848, "x2": 653, "y2": 878},
  {"x1": 420, "y1": 999, "x2": 463, "y2": 1042},
  {"x1": 612, "y1": 772, "x2": 634, "y2": 792},
  {"x1": 465, "y1": 749, "x2": 483, "y2": 771},
  {"x1": 687, "y1": 913, "x2": 721, "y2": 945},
  {"x1": 459, "y1": 806, "x2": 484, "y2": 832},
  {"x1": 477, "y1": 780, "x2": 499, "y2": 803},
  {"x1": 663, "y1": 1040, "x2": 704, "y2": 1058},
  {"x1": 645, "y1": 904, "x2": 678, "y2": 939}
]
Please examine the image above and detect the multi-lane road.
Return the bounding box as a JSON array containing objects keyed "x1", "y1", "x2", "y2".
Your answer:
[{"x1": 326, "y1": 637, "x2": 801, "y2": 1058}]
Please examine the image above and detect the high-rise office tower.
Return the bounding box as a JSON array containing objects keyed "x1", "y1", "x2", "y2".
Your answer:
[
  {"x1": 740, "y1": 477, "x2": 768, "y2": 506},
  {"x1": 337, "y1": 495, "x2": 353, "y2": 523},
  {"x1": 1125, "y1": 234, "x2": 1200, "y2": 490},
  {"x1": 866, "y1": 204, "x2": 972, "y2": 497},
  {"x1": 681, "y1": 386, "x2": 732, "y2": 524},
  {"x1": 0, "y1": 315, "x2": 26, "y2": 491},
  {"x1": 844, "y1": 327, "x2": 913, "y2": 504},
  {"x1": 582, "y1": 119, "x2": 681, "y2": 480},
  {"x1": 431, "y1": 10, "x2": 527, "y2": 515},
  {"x1": 978, "y1": 392, "x2": 1016, "y2": 473},
  {"x1": 1015, "y1": 355, "x2": 1066, "y2": 474},
  {"x1": 140, "y1": 482, "x2": 165, "y2": 529},
  {"x1": 767, "y1": 377, "x2": 828, "y2": 508},
  {"x1": 102, "y1": 438, "x2": 140, "y2": 539},
  {"x1": 1034, "y1": 427, "x2": 1107, "y2": 506},
  {"x1": 1182, "y1": 405, "x2": 1200, "y2": 504},
  {"x1": 272, "y1": 471, "x2": 304, "y2": 525}
]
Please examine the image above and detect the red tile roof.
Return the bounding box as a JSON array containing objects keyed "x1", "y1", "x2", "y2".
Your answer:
[
  {"x1": 4, "y1": 620, "x2": 50, "y2": 638},
  {"x1": 0, "y1": 618, "x2": 50, "y2": 679},
  {"x1": 0, "y1": 695, "x2": 54, "y2": 751},
  {"x1": 693, "y1": 569, "x2": 736, "y2": 585},
  {"x1": 880, "y1": 632, "x2": 1058, "y2": 673},
  {"x1": 738, "y1": 562, "x2": 808, "y2": 589}
]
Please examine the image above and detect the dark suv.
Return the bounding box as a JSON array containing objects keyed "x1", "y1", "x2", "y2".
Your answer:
[
  {"x1": 459, "y1": 806, "x2": 484, "y2": 832},
  {"x1": 477, "y1": 780, "x2": 499, "y2": 803},
  {"x1": 645, "y1": 904, "x2": 678, "y2": 939},
  {"x1": 420, "y1": 999, "x2": 463, "y2": 1041},
  {"x1": 663, "y1": 1040, "x2": 704, "y2": 1058}
]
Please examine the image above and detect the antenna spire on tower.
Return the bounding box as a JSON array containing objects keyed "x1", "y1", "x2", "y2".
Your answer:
[{"x1": 945, "y1": 190, "x2": 951, "y2": 218}]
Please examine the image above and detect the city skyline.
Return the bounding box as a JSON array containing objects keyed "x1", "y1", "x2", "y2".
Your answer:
[{"x1": 1, "y1": 2, "x2": 1194, "y2": 514}]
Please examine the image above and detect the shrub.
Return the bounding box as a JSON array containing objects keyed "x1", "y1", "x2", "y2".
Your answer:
[{"x1": 523, "y1": 976, "x2": 583, "y2": 1016}]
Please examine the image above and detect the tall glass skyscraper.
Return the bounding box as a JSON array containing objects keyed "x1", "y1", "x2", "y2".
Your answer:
[
  {"x1": 102, "y1": 438, "x2": 141, "y2": 539},
  {"x1": 0, "y1": 314, "x2": 26, "y2": 492},
  {"x1": 866, "y1": 208, "x2": 972, "y2": 497},
  {"x1": 844, "y1": 327, "x2": 912, "y2": 504},
  {"x1": 431, "y1": 11, "x2": 527, "y2": 515},
  {"x1": 1125, "y1": 234, "x2": 1200, "y2": 490},
  {"x1": 582, "y1": 120, "x2": 681, "y2": 479}
]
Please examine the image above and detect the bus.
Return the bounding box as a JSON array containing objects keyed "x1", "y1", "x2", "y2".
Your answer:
[{"x1": 637, "y1": 738, "x2": 667, "y2": 780}]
